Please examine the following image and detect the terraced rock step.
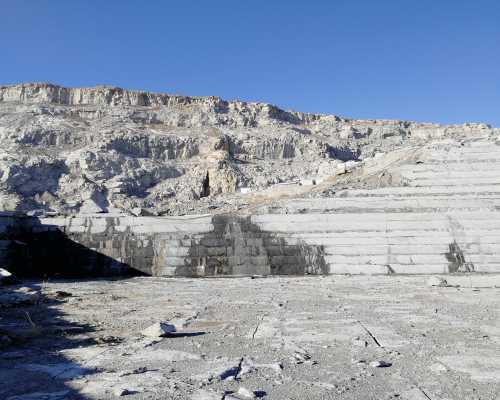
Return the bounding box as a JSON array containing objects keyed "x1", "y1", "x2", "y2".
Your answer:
[{"x1": 1, "y1": 117, "x2": 499, "y2": 276}]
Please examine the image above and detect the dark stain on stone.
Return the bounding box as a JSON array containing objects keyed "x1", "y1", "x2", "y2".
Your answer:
[
  {"x1": 3, "y1": 214, "x2": 325, "y2": 277},
  {"x1": 446, "y1": 241, "x2": 474, "y2": 273},
  {"x1": 181, "y1": 215, "x2": 328, "y2": 277}
]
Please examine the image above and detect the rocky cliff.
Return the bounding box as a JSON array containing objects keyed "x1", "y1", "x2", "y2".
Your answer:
[{"x1": 0, "y1": 82, "x2": 497, "y2": 216}]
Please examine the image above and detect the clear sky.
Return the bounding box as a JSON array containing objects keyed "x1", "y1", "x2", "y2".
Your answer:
[{"x1": 1, "y1": 1, "x2": 499, "y2": 126}]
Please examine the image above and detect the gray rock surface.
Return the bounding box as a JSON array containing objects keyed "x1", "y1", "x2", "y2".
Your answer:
[{"x1": 0, "y1": 274, "x2": 498, "y2": 399}]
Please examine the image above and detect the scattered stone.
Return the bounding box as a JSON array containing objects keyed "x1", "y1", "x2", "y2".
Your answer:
[
  {"x1": 0, "y1": 268, "x2": 19, "y2": 285},
  {"x1": 335, "y1": 163, "x2": 347, "y2": 175},
  {"x1": 141, "y1": 322, "x2": 176, "y2": 337},
  {"x1": 218, "y1": 364, "x2": 241, "y2": 380},
  {"x1": 352, "y1": 338, "x2": 368, "y2": 347},
  {"x1": 369, "y1": 360, "x2": 392, "y2": 368},
  {"x1": 96, "y1": 335, "x2": 124, "y2": 345},
  {"x1": 113, "y1": 388, "x2": 132, "y2": 397},
  {"x1": 292, "y1": 350, "x2": 311, "y2": 364},
  {"x1": 427, "y1": 277, "x2": 448, "y2": 287},
  {"x1": 268, "y1": 362, "x2": 284, "y2": 374},
  {"x1": 239, "y1": 357, "x2": 257, "y2": 376},
  {"x1": 429, "y1": 362, "x2": 448, "y2": 373},
  {"x1": 54, "y1": 290, "x2": 72, "y2": 298},
  {"x1": 237, "y1": 357, "x2": 283, "y2": 377}
]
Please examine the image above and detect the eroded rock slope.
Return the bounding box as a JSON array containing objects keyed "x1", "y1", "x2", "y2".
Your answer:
[{"x1": 0, "y1": 82, "x2": 497, "y2": 216}]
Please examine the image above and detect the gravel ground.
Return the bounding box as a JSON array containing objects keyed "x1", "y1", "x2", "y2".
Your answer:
[{"x1": 1, "y1": 274, "x2": 499, "y2": 400}]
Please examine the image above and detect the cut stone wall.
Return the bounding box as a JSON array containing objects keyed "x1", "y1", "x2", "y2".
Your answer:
[
  {"x1": 1, "y1": 209, "x2": 497, "y2": 277},
  {"x1": 0, "y1": 214, "x2": 329, "y2": 277}
]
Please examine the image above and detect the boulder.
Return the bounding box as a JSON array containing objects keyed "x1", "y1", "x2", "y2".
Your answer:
[{"x1": 141, "y1": 322, "x2": 176, "y2": 337}]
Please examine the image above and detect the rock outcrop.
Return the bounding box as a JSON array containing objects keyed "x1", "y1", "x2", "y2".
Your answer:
[{"x1": 0, "y1": 82, "x2": 497, "y2": 216}]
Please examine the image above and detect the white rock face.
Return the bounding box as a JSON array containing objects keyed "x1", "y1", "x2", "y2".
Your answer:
[{"x1": 0, "y1": 82, "x2": 497, "y2": 216}]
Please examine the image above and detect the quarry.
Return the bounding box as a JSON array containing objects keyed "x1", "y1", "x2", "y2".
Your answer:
[{"x1": 0, "y1": 83, "x2": 499, "y2": 399}]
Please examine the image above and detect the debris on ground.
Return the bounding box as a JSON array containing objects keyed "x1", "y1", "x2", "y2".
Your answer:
[{"x1": 369, "y1": 360, "x2": 392, "y2": 368}]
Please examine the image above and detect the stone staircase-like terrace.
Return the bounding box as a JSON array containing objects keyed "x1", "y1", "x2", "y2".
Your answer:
[
  {"x1": 1, "y1": 137, "x2": 499, "y2": 276},
  {"x1": 256, "y1": 137, "x2": 500, "y2": 274}
]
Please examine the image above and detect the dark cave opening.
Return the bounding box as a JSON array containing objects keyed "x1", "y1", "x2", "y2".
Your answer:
[{"x1": 200, "y1": 172, "x2": 210, "y2": 198}]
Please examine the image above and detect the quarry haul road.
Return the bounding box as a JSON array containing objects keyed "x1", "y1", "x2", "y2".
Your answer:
[{"x1": 1, "y1": 274, "x2": 499, "y2": 400}]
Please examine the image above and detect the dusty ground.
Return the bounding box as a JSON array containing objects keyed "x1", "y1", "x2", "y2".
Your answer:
[{"x1": 1, "y1": 274, "x2": 499, "y2": 400}]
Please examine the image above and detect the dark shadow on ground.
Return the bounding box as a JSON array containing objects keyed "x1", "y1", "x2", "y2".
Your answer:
[
  {"x1": 0, "y1": 280, "x2": 97, "y2": 399},
  {"x1": 0, "y1": 216, "x2": 143, "y2": 399}
]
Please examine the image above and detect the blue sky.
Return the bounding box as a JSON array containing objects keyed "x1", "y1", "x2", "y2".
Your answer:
[{"x1": 1, "y1": 1, "x2": 499, "y2": 125}]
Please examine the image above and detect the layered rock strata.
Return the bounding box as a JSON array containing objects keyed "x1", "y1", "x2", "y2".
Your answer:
[{"x1": 1, "y1": 83, "x2": 497, "y2": 217}]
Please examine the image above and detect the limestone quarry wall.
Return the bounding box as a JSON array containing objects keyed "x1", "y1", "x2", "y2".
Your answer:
[
  {"x1": 1, "y1": 210, "x2": 497, "y2": 277},
  {"x1": 0, "y1": 214, "x2": 326, "y2": 277}
]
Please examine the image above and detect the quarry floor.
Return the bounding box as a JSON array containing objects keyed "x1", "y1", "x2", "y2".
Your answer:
[{"x1": 1, "y1": 274, "x2": 499, "y2": 400}]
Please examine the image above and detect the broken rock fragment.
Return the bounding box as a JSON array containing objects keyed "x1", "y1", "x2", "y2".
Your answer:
[
  {"x1": 369, "y1": 360, "x2": 392, "y2": 368},
  {"x1": 113, "y1": 388, "x2": 132, "y2": 397},
  {"x1": 141, "y1": 322, "x2": 176, "y2": 337},
  {"x1": 351, "y1": 337, "x2": 368, "y2": 347},
  {"x1": 0, "y1": 268, "x2": 19, "y2": 285}
]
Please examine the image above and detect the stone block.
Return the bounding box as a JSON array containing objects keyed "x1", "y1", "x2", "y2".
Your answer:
[
  {"x1": 165, "y1": 246, "x2": 190, "y2": 257},
  {"x1": 206, "y1": 246, "x2": 227, "y2": 256},
  {"x1": 227, "y1": 255, "x2": 242, "y2": 265},
  {"x1": 162, "y1": 257, "x2": 189, "y2": 267},
  {"x1": 270, "y1": 255, "x2": 302, "y2": 266},
  {"x1": 250, "y1": 256, "x2": 270, "y2": 266},
  {"x1": 200, "y1": 238, "x2": 225, "y2": 247},
  {"x1": 245, "y1": 238, "x2": 264, "y2": 247}
]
